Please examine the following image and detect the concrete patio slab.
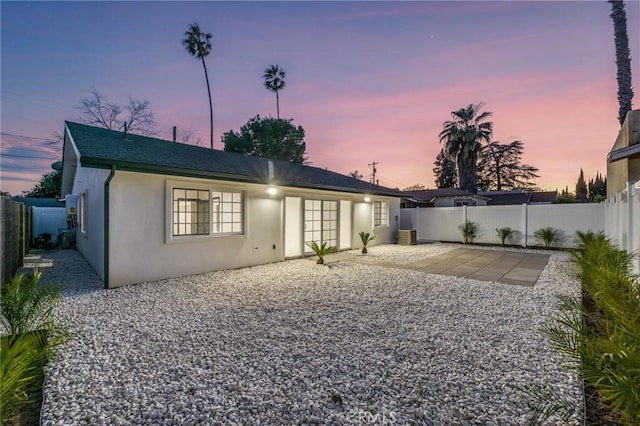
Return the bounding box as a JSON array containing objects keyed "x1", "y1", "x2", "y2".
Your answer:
[{"x1": 402, "y1": 248, "x2": 550, "y2": 286}]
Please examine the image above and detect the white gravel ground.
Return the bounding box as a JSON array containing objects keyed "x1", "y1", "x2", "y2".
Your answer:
[
  {"x1": 348, "y1": 243, "x2": 458, "y2": 265},
  {"x1": 36, "y1": 245, "x2": 582, "y2": 425}
]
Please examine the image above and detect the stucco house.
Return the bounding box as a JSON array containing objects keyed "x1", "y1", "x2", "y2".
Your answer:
[{"x1": 61, "y1": 122, "x2": 403, "y2": 288}]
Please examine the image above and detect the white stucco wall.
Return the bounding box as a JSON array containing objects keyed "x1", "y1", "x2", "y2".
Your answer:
[
  {"x1": 71, "y1": 165, "x2": 109, "y2": 281},
  {"x1": 66, "y1": 166, "x2": 400, "y2": 287}
]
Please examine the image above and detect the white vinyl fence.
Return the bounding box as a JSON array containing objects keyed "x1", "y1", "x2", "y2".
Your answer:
[
  {"x1": 399, "y1": 203, "x2": 604, "y2": 248},
  {"x1": 604, "y1": 180, "x2": 640, "y2": 273}
]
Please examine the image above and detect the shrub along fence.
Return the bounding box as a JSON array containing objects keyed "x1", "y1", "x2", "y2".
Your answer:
[
  {"x1": 399, "y1": 203, "x2": 604, "y2": 248},
  {"x1": 1, "y1": 198, "x2": 31, "y2": 285}
]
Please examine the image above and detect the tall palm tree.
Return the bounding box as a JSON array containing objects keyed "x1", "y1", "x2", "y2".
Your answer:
[
  {"x1": 439, "y1": 102, "x2": 493, "y2": 193},
  {"x1": 609, "y1": 0, "x2": 634, "y2": 127},
  {"x1": 183, "y1": 23, "x2": 214, "y2": 149},
  {"x1": 263, "y1": 65, "x2": 286, "y2": 119}
]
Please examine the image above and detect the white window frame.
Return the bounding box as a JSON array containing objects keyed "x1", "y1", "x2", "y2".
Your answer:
[
  {"x1": 79, "y1": 192, "x2": 87, "y2": 236},
  {"x1": 166, "y1": 180, "x2": 245, "y2": 243},
  {"x1": 373, "y1": 201, "x2": 388, "y2": 227}
]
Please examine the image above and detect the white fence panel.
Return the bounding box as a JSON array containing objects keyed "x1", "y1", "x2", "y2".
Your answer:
[
  {"x1": 528, "y1": 204, "x2": 604, "y2": 247},
  {"x1": 604, "y1": 181, "x2": 640, "y2": 273},
  {"x1": 467, "y1": 205, "x2": 523, "y2": 245},
  {"x1": 32, "y1": 207, "x2": 67, "y2": 238},
  {"x1": 402, "y1": 203, "x2": 604, "y2": 247},
  {"x1": 417, "y1": 207, "x2": 463, "y2": 242}
]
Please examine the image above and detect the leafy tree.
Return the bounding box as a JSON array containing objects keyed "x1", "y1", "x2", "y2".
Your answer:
[
  {"x1": 79, "y1": 89, "x2": 156, "y2": 135},
  {"x1": 25, "y1": 171, "x2": 62, "y2": 198},
  {"x1": 609, "y1": 0, "x2": 634, "y2": 126},
  {"x1": 183, "y1": 23, "x2": 214, "y2": 149},
  {"x1": 576, "y1": 169, "x2": 588, "y2": 202},
  {"x1": 555, "y1": 186, "x2": 576, "y2": 204},
  {"x1": 263, "y1": 65, "x2": 287, "y2": 119},
  {"x1": 588, "y1": 172, "x2": 607, "y2": 202},
  {"x1": 476, "y1": 140, "x2": 539, "y2": 191},
  {"x1": 439, "y1": 102, "x2": 493, "y2": 193},
  {"x1": 433, "y1": 148, "x2": 458, "y2": 188},
  {"x1": 222, "y1": 115, "x2": 307, "y2": 163},
  {"x1": 403, "y1": 183, "x2": 426, "y2": 191}
]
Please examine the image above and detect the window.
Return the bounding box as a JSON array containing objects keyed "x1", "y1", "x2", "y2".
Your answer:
[
  {"x1": 212, "y1": 191, "x2": 243, "y2": 234},
  {"x1": 171, "y1": 187, "x2": 244, "y2": 237},
  {"x1": 172, "y1": 188, "x2": 210, "y2": 236},
  {"x1": 304, "y1": 199, "x2": 337, "y2": 252},
  {"x1": 79, "y1": 192, "x2": 87, "y2": 234},
  {"x1": 455, "y1": 200, "x2": 476, "y2": 207},
  {"x1": 373, "y1": 201, "x2": 388, "y2": 227}
]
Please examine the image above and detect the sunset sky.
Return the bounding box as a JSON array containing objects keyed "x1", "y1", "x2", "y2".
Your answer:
[{"x1": 1, "y1": 1, "x2": 639, "y2": 195}]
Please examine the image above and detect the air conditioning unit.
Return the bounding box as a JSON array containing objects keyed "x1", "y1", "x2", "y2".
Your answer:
[{"x1": 398, "y1": 229, "x2": 417, "y2": 245}]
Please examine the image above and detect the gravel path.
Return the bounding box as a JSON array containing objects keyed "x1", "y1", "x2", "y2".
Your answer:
[{"x1": 38, "y1": 246, "x2": 582, "y2": 425}]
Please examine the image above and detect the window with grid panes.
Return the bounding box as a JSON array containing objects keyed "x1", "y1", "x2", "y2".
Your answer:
[
  {"x1": 172, "y1": 188, "x2": 210, "y2": 236},
  {"x1": 373, "y1": 201, "x2": 388, "y2": 227},
  {"x1": 212, "y1": 191, "x2": 243, "y2": 234}
]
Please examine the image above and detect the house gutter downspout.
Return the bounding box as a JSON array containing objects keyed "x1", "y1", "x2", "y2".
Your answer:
[{"x1": 104, "y1": 165, "x2": 116, "y2": 289}]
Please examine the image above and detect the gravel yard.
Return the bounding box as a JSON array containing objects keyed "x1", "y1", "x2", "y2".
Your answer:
[{"x1": 37, "y1": 244, "x2": 582, "y2": 425}]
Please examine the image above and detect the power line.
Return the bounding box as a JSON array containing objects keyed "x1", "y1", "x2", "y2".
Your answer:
[
  {"x1": 0, "y1": 153, "x2": 58, "y2": 160},
  {"x1": 0, "y1": 132, "x2": 54, "y2": 141}
]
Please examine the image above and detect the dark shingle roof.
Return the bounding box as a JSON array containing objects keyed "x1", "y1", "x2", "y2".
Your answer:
[
  {"x1": 478, "y1": 190, "x2": 558, "y2": 205},
  {"x1": 65, "y1": 122, "x2": 404, "y2": 197},
  {"x1": 405, "y1": 188, "x2": 483, "y2": 201}
]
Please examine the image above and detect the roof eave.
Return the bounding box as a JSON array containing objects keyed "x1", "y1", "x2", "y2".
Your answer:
[
  {"x1": 608, "y1": 143, "x2": 640, "y2": 162},
  {"x1": 80, "y1": 158, "x2": 404, "y2": 197}
]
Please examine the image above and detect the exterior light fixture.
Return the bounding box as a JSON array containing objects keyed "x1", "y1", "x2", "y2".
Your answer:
[
  {"x1": 267, "y1": 187, "x2": 278, "y2": 195},
  {"x1": 364, "y1": 196, "x2": 371, "y2": 202}
]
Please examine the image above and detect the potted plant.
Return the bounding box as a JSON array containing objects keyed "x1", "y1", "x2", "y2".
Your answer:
[{"x1": 359, "y1": 232, "x2": 375, "y2": 254}]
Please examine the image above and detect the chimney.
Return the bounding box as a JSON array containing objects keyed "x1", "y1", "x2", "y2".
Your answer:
[
  {"x1": 173, "y1": 126, "x2": 177, "y2": 142},
  {"x1": 123, "y1": 122, "x2": 128, "y2": 139}
]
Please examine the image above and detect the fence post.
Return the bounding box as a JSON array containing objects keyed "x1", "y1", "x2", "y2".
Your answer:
[
  {"x1": 521, "y1": 203, "x2": 528, "y2": 247},
  {"x1": 628, "y1": 181, "x2": 635, "y2": 256},
  {"x1": 415, "y1": 205, "x2": 420, "y2": 241}
]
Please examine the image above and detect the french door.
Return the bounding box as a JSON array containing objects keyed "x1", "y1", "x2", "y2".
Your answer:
[{"x1": 304, "y1": 200, "x2": 337, "y2": 253}]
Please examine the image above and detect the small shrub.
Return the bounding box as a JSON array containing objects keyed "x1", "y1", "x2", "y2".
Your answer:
[
  {"x1": 0, "y1": 272, "x2": 66, "y2": 424},
  {"x1": 533, "y1": 227, "x2": 559, "y2": 248},
  {"x1": 496, "y1": 227, "x2": 514, "y2": 246},
  {"x1": 1, "y1": 272, "x2": 60, "y2": 337},
  {"x1": 306, "y1": 241, "x2": 336, "y2": 264},
  {"x1": 358, "y1": 232, "x2": 375, "y2": 254},
  {"x1": 459, "y1": 221, "x2": 478, "y2": 244},
  {"x1": 540, "y1": 232, "x2": 640, "y2": 424}
]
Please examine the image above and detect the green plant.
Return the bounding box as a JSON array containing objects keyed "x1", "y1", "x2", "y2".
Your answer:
[
  {"x1": 496, "y1": 227, "x2": 514, "y2": 246},
  {"x1": 459, "y1": 220, "x2": 478, "y2": 244},
  {"x1": 533, "y1": 226, "x2": 559, "y2": 248},
  {"x1": 1, "y1": 272, "x2": 60, "y2": 338},
  {"x1": 306, "y1": 241, "x2": 336, "y2": 264},
  {"x1": 539, "y1": 231, "x2": 640, "y2": 424},
  {"x1": 0, "y1": 272, "x2": 66, "y2": 424},
  {"x1": 358, "y1": 232, "x2": 375, "y2": 254}
]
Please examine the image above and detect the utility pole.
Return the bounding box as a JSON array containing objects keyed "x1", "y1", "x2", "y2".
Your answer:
[{"x1": 368, "y1": 161, "x2": 378, "y2": 185}]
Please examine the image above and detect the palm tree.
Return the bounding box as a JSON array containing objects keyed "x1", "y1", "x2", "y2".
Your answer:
[
  {"x1": 183, "y1": 23, "x2": 214, "y2": 149},
  {"x1": 608, "y1": 0, "x2": 634, "y2": 126},
  {"x1": 438, "y1": 102, "x2": 493, "y2": 193},
  {"x1": 263, "y1": 65, "x2": 286, "y2": 119}
]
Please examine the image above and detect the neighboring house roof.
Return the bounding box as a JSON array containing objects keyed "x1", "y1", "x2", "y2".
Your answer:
[
  {"x1": 405, "y1": 188, "x2": 489, "y2": 202},
  {"x1": 12, "y1": 197, "x2": 65, "y2": 208},
  {"x1": 404, "y1": 189, "x2": 557, "y2": 205},
  {"x1": 64, "y1": 122, "x2": 404, "y2": 197},
  {"x1": 478, "y1": 190, "x2": 557, "y2": 206}
]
